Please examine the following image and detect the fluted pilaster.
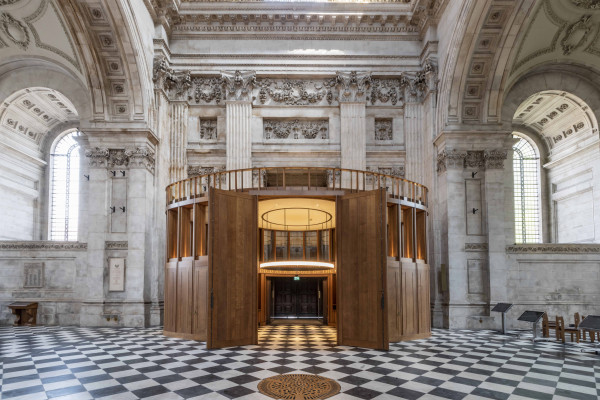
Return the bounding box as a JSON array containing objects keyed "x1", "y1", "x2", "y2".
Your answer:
[
  {"x1": 340, "y1": 102, "x2": 366, "y2": 171},
  {"x1": 404, "y1": 102, "x2": 423, "y2": 183},
  {"x1": 169, "y1": 103, "x2": 188, "y2": 183},
  {"x1": 226, "y1": 101, "x2": 252, "y2": 171}
]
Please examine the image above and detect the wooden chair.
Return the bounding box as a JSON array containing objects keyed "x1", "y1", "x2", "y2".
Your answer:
[
  {"x1": 542, "y1": 312, "x2": 557, "y2": 339},
  {"x1": 556, "y1": 316, "x2": 580, "y2": 343}
]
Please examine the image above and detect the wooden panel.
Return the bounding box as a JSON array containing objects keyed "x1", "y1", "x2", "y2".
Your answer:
[
  {"x1": 194, "y1": 204, "x2": 208, "y2": 257},
  {"x1": 164, "y1": 260, "x2": 178, "y2": 332},
  {"x1": 401, "y1": 261, "x2": 418, "y2": 336},
  {"x1": 417, "y1": 262, "x2": 430, "y2": 334},
  {"x1": 177, "y1": 258, "x2": 193, "y2": 333},
  {"x1": 208, "y1": 188, "x2": 257, "y2": 349},
  {"x1": 167, "y1": 210, "x2": 178, "y2": 259},
  {"x1": 416, "y1": 210, "x2": 427, "y2": 262},
  {"x1": 387, "y1": 258, "x2": 400, "y2": 342},
  {"x1": 180, "y1": 207, "x2": 193, "y2": 258},
  {"x1": 193, "y1": 257, "x2": 208, "y2": 340},
  {"x1": 402, "y1": 207, "x2": 414, "y2": 259},
  {"x1": 337, "y1": 189, "x2": 388, "y2": 350}
]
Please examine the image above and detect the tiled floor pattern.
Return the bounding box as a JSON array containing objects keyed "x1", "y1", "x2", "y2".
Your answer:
[{"x1": 0, "y1": 324, "x2": 599, "y2": 399}]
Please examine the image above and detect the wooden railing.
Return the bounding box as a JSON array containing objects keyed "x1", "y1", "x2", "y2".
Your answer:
[{"x1": 166, "y1": 167, "x2": 428, "y2": 207}]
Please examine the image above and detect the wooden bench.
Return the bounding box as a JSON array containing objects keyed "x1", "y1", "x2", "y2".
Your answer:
[{"x1": 8, "y1": 302, "x2": 38, "y2": 326}]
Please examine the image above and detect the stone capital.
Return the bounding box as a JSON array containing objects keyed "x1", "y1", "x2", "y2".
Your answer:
[
  {"x1": 221, "y1": 70, "x2": 256, "y2": 101},
  {"x1": 336, "y1": 71, "x2": 372, "y2": 102}
]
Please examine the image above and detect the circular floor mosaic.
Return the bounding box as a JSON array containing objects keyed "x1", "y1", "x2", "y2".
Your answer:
[{"x1": 257, "y1": 374, "x2": 341, "y2": 400}]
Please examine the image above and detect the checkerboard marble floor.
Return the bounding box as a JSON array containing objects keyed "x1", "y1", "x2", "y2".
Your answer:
[{"x1": 1, "y1": 324, "x2": 599, "y2": 400}]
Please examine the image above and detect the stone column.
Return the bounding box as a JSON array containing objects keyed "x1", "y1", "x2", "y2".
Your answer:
[
  {"x1": 337, "y1": 71, "x2": 371, "y2": 189},
  {"x1": 81, "y1": 146, "x2": 110, "y2": 323},
  {"x1": 484, "y1": 149, "x2": 509, "y2": 308},
  {"x1": 436, "y1": 149, "x2": 468, "y2": 329}
]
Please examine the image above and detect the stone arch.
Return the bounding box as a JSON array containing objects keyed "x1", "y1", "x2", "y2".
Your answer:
[
  {"x1": 501, "y1": 64, "x2": 600, "y2": 129},
  {"x1": 0, "y1": 58, "x2": 91, "y2": 124}
]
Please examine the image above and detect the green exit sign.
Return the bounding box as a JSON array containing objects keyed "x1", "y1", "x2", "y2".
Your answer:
[{"x1": 294, "y1": 276, "x2": 300, "y2": 281}]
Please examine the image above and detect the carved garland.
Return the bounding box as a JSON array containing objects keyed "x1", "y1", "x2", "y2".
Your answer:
[
  {"x1": 0, "y1": 241, "x2": 87, "y2": 250},
  {"x1": 0, "y1": 12, "x2": 29, "y2": 50}
]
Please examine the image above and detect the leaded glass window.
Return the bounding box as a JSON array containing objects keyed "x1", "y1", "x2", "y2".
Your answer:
[
  {"x1": 513, "y1": 135, "x2": 541, "y2": 243},
  {"x1": 50, "y1": 131, "x2": 80, "y2": 241}
]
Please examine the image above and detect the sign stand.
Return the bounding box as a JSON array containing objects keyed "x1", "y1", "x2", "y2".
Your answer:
[
  {"x1": 578, "y1": 315, "x2": 600, "y2": 355},
  {"x1": 517, "y1": 311, "x2": 547, "y2": 343},
  {"x1": 491, "y1": 303, "x2": 513, "y2": 334}
]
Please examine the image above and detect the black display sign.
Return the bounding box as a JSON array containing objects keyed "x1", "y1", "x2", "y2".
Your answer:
[
  {"x1": 517, "y1": 311, "x2": 545, "y2": 323},
  {"x1": 578, "y1": 315, "x2": 600, "y2": 331},
  {"x1": 491, "y1": 303, "x2": 513, "y2": 313}
]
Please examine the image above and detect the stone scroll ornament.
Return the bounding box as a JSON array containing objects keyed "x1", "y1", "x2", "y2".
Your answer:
[
  {"x1": 221, "y1": 70, "x2": 256, "y2": 101},
  {"x1": 256, "y1": 79, "x2": 330, "y2": 106}
]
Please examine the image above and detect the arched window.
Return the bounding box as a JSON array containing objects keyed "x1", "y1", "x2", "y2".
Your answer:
[
  {"x1": 513, "y1": 135, "x2": 541, "y2": 243},
  {"x1": 50, "y1": 131, "x2": 80, "y2": 241}
]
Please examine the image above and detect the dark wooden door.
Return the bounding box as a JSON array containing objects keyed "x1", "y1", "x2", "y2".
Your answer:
[
  {"x1": 274, "y1": 278, "x2": 295, "y2": 316},
  {"x1": 336, "y1": 189, "x2": 388, "y2": 350},
  {"x1": 208, "y1": 188, "x2": 257, "y2": 349},
  {"x1": 297, "y1": 279, "x2": 318, "y2": 316}
]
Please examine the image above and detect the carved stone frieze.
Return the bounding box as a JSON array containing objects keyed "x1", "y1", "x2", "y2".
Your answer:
[
  {"x1": 336, "y1": 71, "x2": 372, "y2": 102},
  {"x1": 0, "y1": 0, "x2": 23, "y2": 6},
  {"x1": 0, "y1": 241, "x2": 87, "y2": 250},
  {"x1": 374, "y1": 119, "x2": 393, "y2": 140},
  {"x1": 153, "y1": 57, "x2": 194, "y2": 100},
  {"x1": 125, "y1": 147, "x2": 155, "y2": 174},
  {"x1": 561, "y1": 15, "x2": 593, "y2": 55},
  {"x1": 256, "y1": 79, "x2": 330, "y2": 106},
  {"x1": 105, "y1": 241, "x2": 128, "y2": 250},
  {"x1": 193, "y1": 77, "x2": 223, "y2": 104},
  {"x1": 437, "y1": 150, "x2": 467, "y2": 173},
  {"x1": 108, "y1": 149, "x2": 128, "y2": 168},
  {"x1": 369, "y1": 166, "x2": 405, "y2": 178},
  {"x1": 465, "y1": 151, "x2": 484, "y2": 168},
  {"x1": 222, "y1": 70, "x2": 256, "y2": 101},
  {"x1": 85, "y1": 147, "x2": 109, "y2": 167},
  {"x1": 465, "y1": 243, "x2": 489, "y2": 252},
  {"x1": 0, "y1": 12, "x2": 29, "y2": 50},
  {"x1": 264, "y1": 119, "x2": 328, "y2": 140},
  {"x1": 483, "y1": 149, "x2": 508, "y2": 169},
  {"x1": 200, "y1": 118, "x2": 217, "y2": 139},
  {"x1": 506, "y1": 244, "x2": 600, "y2": 253},
  {"x1": 369, "y1": 79, "x2": 405, "y2": 105},
  {"x1": 187, "y1": 165, "x2": 226, "y2": 177}
]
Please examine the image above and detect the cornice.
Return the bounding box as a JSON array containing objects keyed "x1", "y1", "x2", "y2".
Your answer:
[
  {"x1": 0, "y1": 241, "x2": 88, "y2": 250},
  {"x1": 506, "y1": 244, "x2": 600, "y2": 253}
]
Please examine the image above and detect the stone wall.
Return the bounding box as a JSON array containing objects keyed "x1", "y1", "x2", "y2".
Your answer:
[{"x1": 504, "y1": 244, "x2": 600, "y2": 330}]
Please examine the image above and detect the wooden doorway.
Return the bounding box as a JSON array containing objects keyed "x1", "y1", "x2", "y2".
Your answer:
[
  {"x1": 336, "y1": 189, "x2": 388, "y2": 350},
  {"x1": 208, "y1": 188, "x2": 258, "y2": 349},
  {"x1": 271, "y1": 277, "x2": 323, "y2": 319}
]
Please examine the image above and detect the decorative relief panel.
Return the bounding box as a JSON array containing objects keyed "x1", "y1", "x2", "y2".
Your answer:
[
  {"x1": 188, "y1": 165, "x2": 226, "y2": 177},
  {"x1": 465, "y1": 243, "x2": 489, "y2": 252},
  {"x1": 256, "y1": 79, "x2": 331, "y2": 106},
  {"x1": 24, "y1": 262, "x2": 44, "y2": 288},
  {"x1": 368, "y1": 166, "x2": 405, "y2": 177},
  {"x1": 263, "y1": 119, "x2": 328, "y2": 140},
  {"x1": 105, "y1": 241, "x2": 128, "y2": 250},
  {"x1": 437, "y1": 149, "x2": 467, "y2": 173},
  {"x1": 374, "y1": 119, "x2": 393, "y2": 140},
  {"x1": 0, "y1": 12, "x2": 29, "y2": 50},
  {"x1": 570, "y1": 0, "x2": 600, "y2": 9},
  {"x1": 199, "y1": 118, "x2": 217, "y2": 140},
  {"x1": 370, "y1": 78, "x2": 404, "y2": 105}
]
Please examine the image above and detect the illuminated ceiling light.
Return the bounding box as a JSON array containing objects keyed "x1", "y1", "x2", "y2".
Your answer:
[{"x1": 259, "y1": 261, "x2": 335, "y2": 271}]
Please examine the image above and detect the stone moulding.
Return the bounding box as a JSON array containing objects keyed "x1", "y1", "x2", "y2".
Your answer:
[
  {"x1": 105, "y1": 241, "x2": 128, "y2": 250},
  {"x1": 465, "y1": 243, "x2": 489, "y2": 252},
  {"x1": 506, "y1": 244, "x2": 600, "y2": 253},
  {"x1": 0, "y1": 241, "x2": 88, "y2": 250}
]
